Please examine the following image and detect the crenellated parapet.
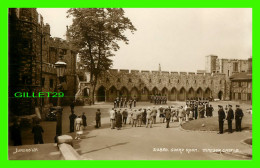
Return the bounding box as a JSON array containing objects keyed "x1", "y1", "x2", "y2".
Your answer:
[{"x1": 94, "y1": 68, "x2": 227, "y2": 101}]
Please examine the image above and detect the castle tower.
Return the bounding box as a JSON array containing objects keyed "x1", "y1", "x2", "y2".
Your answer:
[{"x1": 205, "y1": 55, "x2": 218, "y2": 73}]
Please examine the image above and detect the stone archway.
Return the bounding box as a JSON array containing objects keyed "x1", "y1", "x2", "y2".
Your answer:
[
  {"x1": 140, "y1": 87, "x2": 149, "y2": 101},
  {"x1": 161, "y1": 87, "x2": 168, "y2": 98},
  {"x1": 178, "y1": 87, "x2": 186, "y2": 101},
  {"x1": 83, "y1": 87, "x2": 90, "y2": 97},
  {"x1": 169, "y1": 87, "x2": 177, "y2": 101},
  {"x1": 130, "y1": 87, "x2": 139, "y2": 100},
  {"x1": 108, "y1": 86, "x2": 117, "y2": 102},
  {"x1": 152, "y1": 87, "x2": 159, "y2": 96},
  {"x1": 204, "y1": 88, "x2": 211, "y2": 99},
  {"x1": 187, "y1": 87, "x2": 195, "y2": 99},
  {"x1": 218, "y1": 91, "x2": 223, "y2": 100},
  {"x1": 97, "y1": 86, "x2": 106, "y2": 102},
  {"x1": 120, "y1": 86, "x2": 129, "y2": 99},
  {"x1": 196, "y1": 87, "x2": 203, "y2": 99}
]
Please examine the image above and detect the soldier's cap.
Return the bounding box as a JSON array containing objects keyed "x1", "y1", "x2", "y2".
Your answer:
[
  {"x1": 218, "y1": 105, "x2": 222, "y2": 108},
  {"x1": 97, "y1": 109, "x2": 100, "y2": 111},
  {"x1": 228, "y1": 104, "x2": 232, "y2": 107},
  {"x1": 236, "y1": 105, "x2": 240, "y2": 107}
]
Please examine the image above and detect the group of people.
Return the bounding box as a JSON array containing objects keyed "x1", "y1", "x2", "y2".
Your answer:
[
  {"x1": 218, "y1": 104, "x2": 244, "y2": 134},
  {"x1": 150, "y1": 95, "x2": 168, "y2": 104},
  {"x1": 69, "y1": 110, "x2": 87, "y2": 140},
  {"x1": 113, "y1": 97, "x2": 137, "y2": 109},
  {"x1": 184, "y1": 100, "x2": 214, "y2": 119},
  {"x1": 10, "y1": 117, "x2": 45, "y2": 146},
  {"x1": 108, "y1": 103, "x2": 214, "y2": 130}
]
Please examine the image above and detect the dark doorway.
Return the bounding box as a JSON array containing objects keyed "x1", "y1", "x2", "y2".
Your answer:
[
  {"x1": 218, "y1": 91, "x2": 223, "y2": 100},
  {"x1": 97, "y1": 86, "x2": 106, "y2": 102}
]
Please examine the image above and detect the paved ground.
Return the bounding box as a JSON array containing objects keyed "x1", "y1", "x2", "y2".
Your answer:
[
  {"x1": 8, "y1": 143, "x2": 62, "y2": 160},
  {"x1": 10, "y1": 101, "x2": 252, "y2": 160}
]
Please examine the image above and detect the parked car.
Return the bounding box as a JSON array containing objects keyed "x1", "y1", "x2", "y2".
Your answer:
[{"x1": 45, "y1": 107, "x2": 57, "y2": 121}]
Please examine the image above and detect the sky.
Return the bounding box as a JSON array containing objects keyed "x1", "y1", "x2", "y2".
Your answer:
[{"x1": 37, "y1": 8, "x2": 252, "y2": 72}]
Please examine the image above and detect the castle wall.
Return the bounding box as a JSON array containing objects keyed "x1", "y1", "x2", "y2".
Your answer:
[{"x1": 94, "y1": 69, "x2": 227, "y2": 102}]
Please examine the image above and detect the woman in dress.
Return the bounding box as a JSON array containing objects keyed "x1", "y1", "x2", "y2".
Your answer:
[{"x1": 75, "y1": 116, "x2": 83, "y2": 140}]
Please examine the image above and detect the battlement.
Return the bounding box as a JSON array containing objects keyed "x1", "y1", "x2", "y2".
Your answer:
[
  {"x1": 119, "y1": 69, "x2": 129, "y2": 73},
  {"x1": 106, "y1": 69, "x2": 227, "y2": 78}
]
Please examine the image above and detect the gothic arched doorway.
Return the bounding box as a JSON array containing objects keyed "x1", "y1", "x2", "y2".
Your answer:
[
  {"x1": 178, "y1": 87, "x2": 186, "y2": 101},
  {"x1": 204, "y1": 88, "x2": 211, "y2": 99},
  {"x1": 108, "y1": 86, "x2": 117, "y2": 102},
  {"x1": 196, "y1": 87, "x2": 203, "y2": 99},
  {"x1": 97, "y1": 86, "x2": 106, "y2": 102},
  {"x1": 187, "y1": 88, "x2": 195, "y2": 99},
  {"x1": 130, "y1": 87, "x2": 139, "y2": 100},
  {"x1": 169, "y1": 87, "x2": 177, "y2": 101},
  {"x1": 218, "y1": 91, "x2": 223, "y2": 100},
  {"x1": 140, "y1": 87, "x2": 149, "y2": 101}
]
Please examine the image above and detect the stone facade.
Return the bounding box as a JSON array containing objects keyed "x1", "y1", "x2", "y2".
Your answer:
[
  {"x1": 206, "y1": 55, "x2": 249, "y2": 79},
  {"x1": 77, "y1": 55, "x2": 252, "y2": 103},
  {"x1": 92, "y1": 69, "x2": 226, "y2": 102},
  {"x1": 9, "y1": 8, "x2": 77, "y2": 116},
  {"x1": 205, "y1": 55, "x2": 252, "y2": 102}
]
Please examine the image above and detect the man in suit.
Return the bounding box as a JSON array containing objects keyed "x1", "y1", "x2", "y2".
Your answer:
[
  {"x1": 95, "y1": 109, "x2": 101, "y2": 128},
  {"x1": 235, "y1": 105, "x2": 244, "y2": 132},
  {"x1": 218, "y1": 105, "x2": 226, "y2": 134},
  {"x1": 122, "y1": 109, "x2": 128, "y2": 125},
  {"x1": 69, "y1": 110, "x2": 77, "y2": 132},
  {"x1": 151, "y1": 107, "x2": 157, "y2": 124},
  {"x1": 226, "y1": 105, "x2": 234, "y2": 133},
  {"x1": 165, "y1": 107, "x2": 171, "y2": 128}
]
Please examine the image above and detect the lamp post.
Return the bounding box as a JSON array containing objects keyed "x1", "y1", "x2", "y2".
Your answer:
[{"x1": 54, "y1": 53, "x2": 67, "y2": 141}]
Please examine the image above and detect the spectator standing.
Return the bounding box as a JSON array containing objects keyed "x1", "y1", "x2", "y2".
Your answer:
[
  {"x1": 95, "y1": 109, "x2": 101, "y2": 128},
  {"x1": 32, "y1": 120, "x2": 44, "y2": 144}
]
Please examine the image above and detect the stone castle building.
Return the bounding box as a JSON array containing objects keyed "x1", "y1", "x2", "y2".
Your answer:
[
  {"x1": 77, "y1": 55, "x2": 252, "y2": 103},
  {"x1": 9, "y1": 8, "x2": 77, "y2": 116}
]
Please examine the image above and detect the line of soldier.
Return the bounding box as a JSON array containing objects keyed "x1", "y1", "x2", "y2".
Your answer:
[
  {"x1": 217, "y1": 104, "x2": 244, "y2": 134},
  {"x1": 150, "y1": 95, "x2": 168, "y2": 104},
  {"x1": 113, "y1": 97, "x2": 137, "y2": 109}
]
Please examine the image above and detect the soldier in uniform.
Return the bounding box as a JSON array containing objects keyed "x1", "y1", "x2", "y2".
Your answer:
[
  {"x1": 235, "y1": 105, "x2": 244, "y2": 132},
  {"x1": 226, "y1": 105, "x2": 234, "y2": 133},
  {"x1": 218, "y1": 105, "x2": 226, "y2": 134},
  {"x1": 69, "y1": 110, "x2": 77, "y2": 132}
]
